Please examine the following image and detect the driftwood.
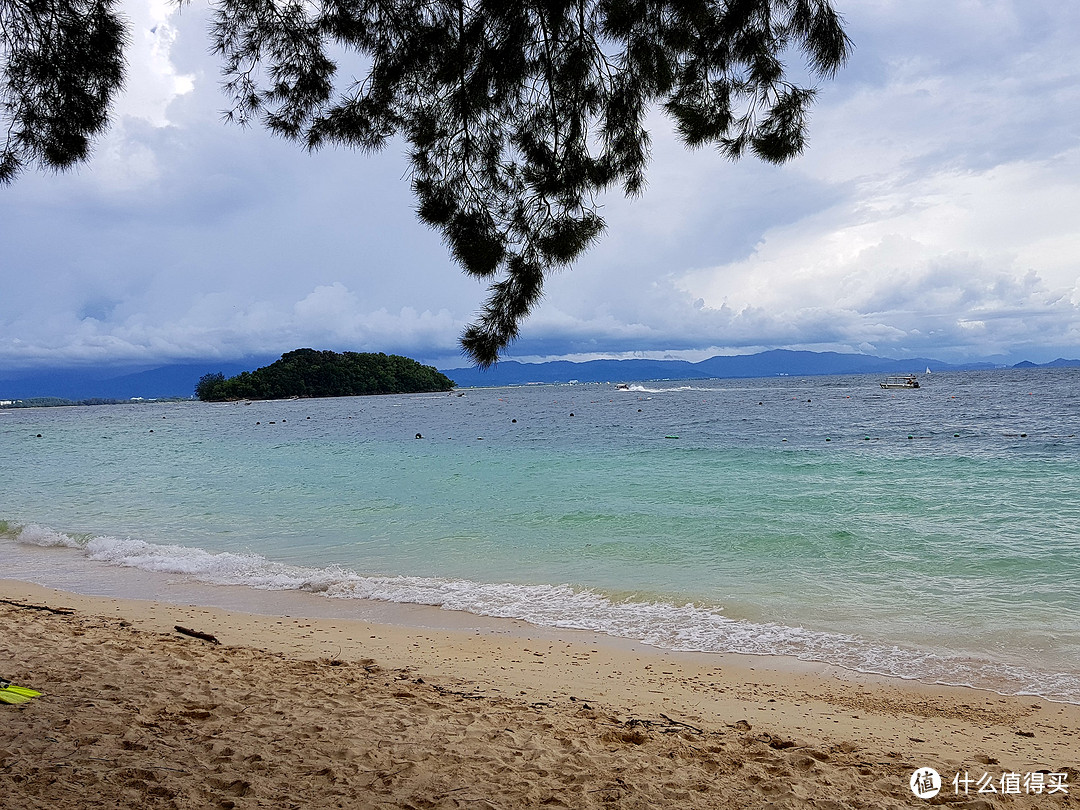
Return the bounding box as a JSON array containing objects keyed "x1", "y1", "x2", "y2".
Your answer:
[
  {"x1": 0, "y1": 598, "x2": 75, "y2": 615},
  {"x1": 623, "y1": 713, "x2": 706, "y2": 735},
  {"x1": 659, "y1": 713, "x2": 705, "y2": 734},
  {"x1": 432, "y1": 684, "x2": 486, "y2": 700},
  {"x1": 174, "y1": 625, "x2": 220, "y2": 644}
]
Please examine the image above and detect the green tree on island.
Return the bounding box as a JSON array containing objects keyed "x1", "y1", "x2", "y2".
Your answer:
[
  {"x1": 2, "y1": 0, "x2": 850, "y2": 366},
  {"x1": 195, "y1": 349, "x2": 455, "y2": 400}
]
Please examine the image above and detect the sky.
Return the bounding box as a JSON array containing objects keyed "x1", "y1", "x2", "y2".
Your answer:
[{"x1": 2, "y1": 0, "x2": 1079, "y2": 373}]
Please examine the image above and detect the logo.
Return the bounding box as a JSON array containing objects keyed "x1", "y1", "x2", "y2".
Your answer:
[{"x1": 911, "y1": 768, "x2": 942, "y2": 799}]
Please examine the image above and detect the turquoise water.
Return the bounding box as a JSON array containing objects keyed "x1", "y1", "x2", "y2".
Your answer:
[{"x1": 2, "y1": 368, "x2": 1078, "y2": 701}]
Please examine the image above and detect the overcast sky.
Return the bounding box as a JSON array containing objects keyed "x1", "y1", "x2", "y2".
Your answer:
[{"x1": 2, "y1": 0, "x2": 1078, "y2": 372}]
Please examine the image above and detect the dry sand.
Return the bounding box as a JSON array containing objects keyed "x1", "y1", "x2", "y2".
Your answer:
[{"x1": 1, "y1": 579, "x2": 1077, "y2": 809}]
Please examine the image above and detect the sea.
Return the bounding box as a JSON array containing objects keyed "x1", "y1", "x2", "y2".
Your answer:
[{"x1": 2, "y1": 367, "x2": 1078, "y2": 703}]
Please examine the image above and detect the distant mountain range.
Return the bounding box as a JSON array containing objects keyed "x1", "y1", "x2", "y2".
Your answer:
[
  {"x1": 1, "y1": 350, "x2": 1077, "y2": 400},
  {"x1": 0, "y1": 360, "x2": 274, "y2": 401},
  {"x1": 442, "y1": 350, "x2": 1080, "y2": 388}
]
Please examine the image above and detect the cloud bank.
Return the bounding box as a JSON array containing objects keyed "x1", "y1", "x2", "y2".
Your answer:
[{"x1": 1, "y1": 0, "x2": 1078, "y2": 371}]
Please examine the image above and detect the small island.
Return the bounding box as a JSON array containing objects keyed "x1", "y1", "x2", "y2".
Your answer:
[{"x1": 195, "y1": 349, "x2": 455, "y2": 401}]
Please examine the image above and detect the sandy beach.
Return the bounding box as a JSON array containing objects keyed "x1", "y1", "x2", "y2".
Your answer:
[{"x1": 2, "y1": 579, "x2": 1077, "y2": 809}]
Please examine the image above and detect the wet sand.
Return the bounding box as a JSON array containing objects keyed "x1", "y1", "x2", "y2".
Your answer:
[{"x1": 2, "y1": 579, "x2": 1077, "y2": 808}]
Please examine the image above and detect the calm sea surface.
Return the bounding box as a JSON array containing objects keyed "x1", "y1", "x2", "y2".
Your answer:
[{"x1": 3, "y1": 367, "x2": 1078, "y2": 701}]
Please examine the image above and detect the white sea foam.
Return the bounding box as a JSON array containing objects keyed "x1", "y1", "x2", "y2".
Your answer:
[
  {"x1": 12, "y1": 524, "x2": 1080, "y2": 704},
  {"x1": 15, "y1": 523, "x2": 84, "y2": 548}
]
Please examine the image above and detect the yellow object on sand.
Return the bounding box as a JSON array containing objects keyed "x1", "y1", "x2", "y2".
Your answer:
[{"x1": 0, "y1": 678, "x2": 42, "y2": 705}]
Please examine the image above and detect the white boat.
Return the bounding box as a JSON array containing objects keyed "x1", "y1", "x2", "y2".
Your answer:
[{"x1": 880, "y1": 375, "x2": 920, "y2": 389}]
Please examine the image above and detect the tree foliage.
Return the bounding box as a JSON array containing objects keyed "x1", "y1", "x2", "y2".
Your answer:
[
  {"x1": 0, "y1": 0, "x2": 127, "y2": 183},
  {"x1": 4, "y1": 0, "x2": 850, "y2": 366},
  {"x1": 195, "y1": 348, "x2": 455, "y2": 400}
]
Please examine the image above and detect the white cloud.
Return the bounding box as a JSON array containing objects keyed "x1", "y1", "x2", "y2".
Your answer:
[
  {"x1": 115, "y1": 1, "x2": 196, "y2": 127},
  {"x1": 0, "y1": 279, "x2": 465, "y2": 369},
  {"x1": 79, "y1": 1, "x2": 196, "y2": 190},
  {"x1": 679, "y1": 148, "x2": 1080, "y2": 298},
  {"x1": 668, "y1": 147, "x2": 1080, "y2": 359},
  {"x1": 294, "y1": 282, "x2": 362, "y2": 325}
]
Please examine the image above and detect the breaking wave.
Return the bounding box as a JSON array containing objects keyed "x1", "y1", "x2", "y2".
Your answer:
[{"x1": 9, "y1": 522, "x2": 1080, "y2": 704}]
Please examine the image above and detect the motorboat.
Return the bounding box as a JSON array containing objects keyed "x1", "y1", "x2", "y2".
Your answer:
[{"x1": 880, "y1": 375, "x2": 920, "y2": 389}]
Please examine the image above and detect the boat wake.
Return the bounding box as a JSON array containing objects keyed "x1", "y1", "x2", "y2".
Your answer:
[{"x1": 623, "y1": 384, "x2": 723, "y2": 394}]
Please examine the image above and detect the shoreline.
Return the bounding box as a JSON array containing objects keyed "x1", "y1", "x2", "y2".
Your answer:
[
  {"x1": 8, "y1": 531, "x2": 1078, "y2": 709},
  {"x1": 3, "y1": 578, "x2": 1078, "y2": 808}
]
